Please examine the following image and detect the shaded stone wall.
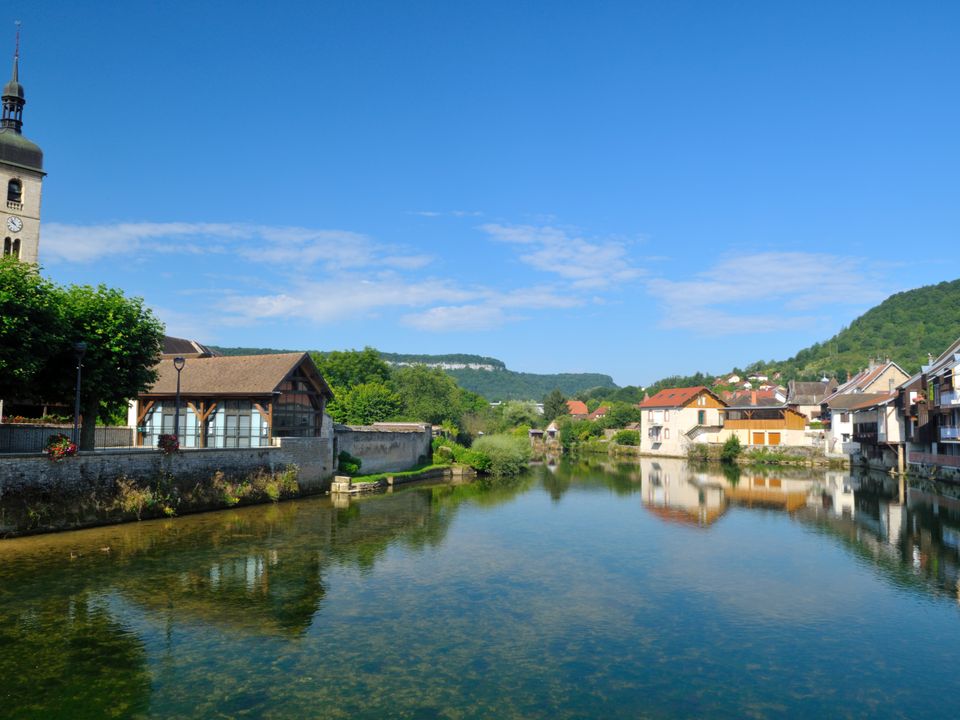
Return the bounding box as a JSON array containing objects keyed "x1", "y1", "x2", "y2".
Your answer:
[
  {"x1": 0, "y1": 437, "x2": 335, "y2": 537},
  {"x1": 334, "y1": 423, "x2": 431, "y2": 475}
]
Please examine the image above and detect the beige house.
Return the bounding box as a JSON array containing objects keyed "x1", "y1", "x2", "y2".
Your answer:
[{"x1": 639, "y1": 386, "x2": 725, "y2": 457}]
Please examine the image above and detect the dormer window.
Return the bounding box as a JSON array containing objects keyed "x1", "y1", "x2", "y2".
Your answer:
[{"x1": 7, "y1": 179, "x2": 22, "y2": 208}]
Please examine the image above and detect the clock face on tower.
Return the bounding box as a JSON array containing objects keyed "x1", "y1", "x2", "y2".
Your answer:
[{"x1": 6, "y1": 216, "x2": 22, "y2": 233}]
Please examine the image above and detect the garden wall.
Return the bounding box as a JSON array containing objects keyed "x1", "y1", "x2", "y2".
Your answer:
[
  {"x1": 0, "y1": 436, "x2": 334, "y2": 537},
  {"x1": 334, "y1": 423, "x2": 432, "y2": 475}
]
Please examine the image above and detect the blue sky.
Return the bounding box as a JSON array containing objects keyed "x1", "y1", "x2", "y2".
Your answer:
[{"x1": 14, "y1": 1, "x2": 960, "y2": 386}]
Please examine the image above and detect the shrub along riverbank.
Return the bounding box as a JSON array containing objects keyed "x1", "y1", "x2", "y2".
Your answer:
[{"x1": 431, "y1": 434, "x2": 531, "y2": 477}]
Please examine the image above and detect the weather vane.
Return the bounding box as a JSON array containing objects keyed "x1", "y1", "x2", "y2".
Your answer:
[{"x1": 14, "y1": 20, "x2": 20, "y2": 61}]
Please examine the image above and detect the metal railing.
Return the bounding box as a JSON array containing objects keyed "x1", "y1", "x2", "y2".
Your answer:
[{"x1": 0, "y1": 424, "x2": 136, "y2": 454}]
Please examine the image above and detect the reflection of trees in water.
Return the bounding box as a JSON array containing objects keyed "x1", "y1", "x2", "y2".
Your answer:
[
  {"x1": 0, "y1": 593, "x2": 152, "y2": 719},
  {"x1": 537, "y1": 458, "x2": 641, "y2": 501},
  {"x1": 0, "y1": 479, "x2": 525, "y2": 646}
]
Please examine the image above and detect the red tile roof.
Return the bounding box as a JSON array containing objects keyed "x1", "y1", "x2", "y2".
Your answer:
[
  {"x1": 567, "y1": 400, "x2": 589, "y2": 415},
  {"x1": 588, "y1": 406, "x2": 609, "y2": 420},
  {"x1": 638, "y1": 386, "x2": 719, "y2": 408}
]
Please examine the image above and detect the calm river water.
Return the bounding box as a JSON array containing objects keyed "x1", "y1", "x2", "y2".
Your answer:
[{"x1": 2, "y1": 458, "x2": 960, "y2": 719}]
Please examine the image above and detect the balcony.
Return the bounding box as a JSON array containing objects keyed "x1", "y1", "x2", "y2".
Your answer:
[
  {"x1": 939, "y1": 390, "x2": 960, "y2": 407},
  {"x1": 940, "y1": 426, "x2": 960, "y2": 442},
  {"x1": 6, "y1": 200, "x2": 21, "y2": 211}
]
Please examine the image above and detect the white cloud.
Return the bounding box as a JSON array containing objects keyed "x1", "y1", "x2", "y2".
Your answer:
[
  {"x1": 401, "y1": 305, "x2": 507, "y2": 331},
  {"x1": 480, "y1": 223, "x2": 643, "y2": 289},
  {"x1": 221, "y1": 275, "x2": 478, "y2": 325},
  {"x1": 647, "y1": 252, "x2": 890, "y2": 335},
  {"x1": 41, "y1": 221, "x2": 428, "y2": 271}
]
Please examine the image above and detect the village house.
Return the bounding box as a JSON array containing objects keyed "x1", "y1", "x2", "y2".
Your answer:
[
  {"x1": 134, "y1": 353, "x2": 334, "y2": 449},
  {"x1": 850, "y1": 392, "x2": 905, "y2": 472},
  {"x1": 588, "y1": 405, "x2": 609, "y2": 421},
  {"x1": 905, "y1": 338, "x2": 960, "y2": 476},
  {"x1": 566, "y1": 400, "x2": 589, "y2": 419},
  {"x1": 786, "y1": 378, "x2": 837, "y2": 423},
  {"x1": 820, "y1": 360, "x2": 909, "y2": 452},
  {"x1": 719, "y1": 398, "x2": 809, "y2": 448},
  {"x1": 638, "y1": 386, "x2": 725, "y2": 457}
]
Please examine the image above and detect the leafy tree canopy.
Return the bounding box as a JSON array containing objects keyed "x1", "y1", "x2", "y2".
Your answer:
[
  {"x1": 311, "y1": 347, "x2": 391, "y2": 389},
  {"x1": 542, "y1": 389, "x2": 569, "y2": 423},
  {"x1": 0, "y1": 258, "x2": 63, "y2": 401},
  {"x1": 47, "y1": 284, "x2": 165, "y2": 449},
  {"x1": 327, "y1": 381, "x2": 404, "y2": 425}
]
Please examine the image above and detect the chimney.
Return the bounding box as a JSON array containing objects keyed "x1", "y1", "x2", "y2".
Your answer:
[{"x1": 751, "y1": 391, "x2": 757, "y2": 405}]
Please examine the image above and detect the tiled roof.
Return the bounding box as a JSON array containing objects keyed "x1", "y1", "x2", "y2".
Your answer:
[
  {"x1": 162, "y1": 335, "x2": 219, "y2": 358},
  {"x1": 638, "y1": 386, "x2": 721, "y2": 408},
  {"x1": 142, "y1": 353, "x2": 333, "y2": 398},
  {"x1": 567, "y1": 400, "x2": 589, "y2": 415},
  {"x1": 588, "y1": 406, "x2": 609, "y2": 420},
  {"x1": 825, "y1": 392, "x2": 889, "y2": 410},
  {"x1": 787, "y1": 380, "x2": 836, "y2": 405},
  {"x1": 847, "y1": 392, "x2": 898, "y2": 411},
  {"x1": 823, "y1": 361, "x2": 907, "y2": 402}
]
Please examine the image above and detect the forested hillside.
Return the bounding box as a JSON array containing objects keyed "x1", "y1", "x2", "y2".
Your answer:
[
  {"x1": 446, "y1": 368, "x2": 617, "y2": 402},
  {"x1": 212, "y1": 345, "x2": 616, "y2": 401},
  {"x1": 775, "y1": 279, "x2": 960, "y2": 380}
]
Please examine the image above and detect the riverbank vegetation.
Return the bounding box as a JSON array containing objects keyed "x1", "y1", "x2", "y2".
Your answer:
[{"x1": 431, "y1": 434, "x2": 530, "y2": 477}]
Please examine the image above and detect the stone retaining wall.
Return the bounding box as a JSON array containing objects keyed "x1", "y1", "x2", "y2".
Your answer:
[
  {"x1": 334, "y1": 423, "x2": 431, "y2": 475},
  {"x1": 0, "y1": 437, "x2": 335, "y2": 537}
]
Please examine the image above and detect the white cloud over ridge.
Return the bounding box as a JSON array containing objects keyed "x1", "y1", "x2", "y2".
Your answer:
[
  {"x1": 646, "y1": 252, "x2": 891, "y2": 335},
  {"x1": 480, "y1": 223, "x2": 644, "y2": 289}
]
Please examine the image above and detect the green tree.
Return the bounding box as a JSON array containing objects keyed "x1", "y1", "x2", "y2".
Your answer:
[
  {"x1": 390, "y1": 364, "x2": 464, "y2": 425},
  {"x1": 497, "y1": 400, "x2": 541, "y2": 431},
  {"x1": 311, "y1": 347, "x2": 391, "y2": 389},
  {"x1": 0, "y1": 258, "x2": 63, "y2": 403},
  {"x1": 327, "y1": 381, "x2": 403, "y2": 425},
  {"x1": 48, "y1": 285, "x2": 164, "y2": 450},
  {"x1": 721, "y1": 435, "x2": 742, "y2": 464},
  {"x1": 542, "y1": 389, "x2": 569, "y2": 422}
]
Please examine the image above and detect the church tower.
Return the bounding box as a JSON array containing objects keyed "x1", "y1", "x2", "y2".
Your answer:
[{"x1": 0, "y1": 26, "x2": 43, "y2": 264}]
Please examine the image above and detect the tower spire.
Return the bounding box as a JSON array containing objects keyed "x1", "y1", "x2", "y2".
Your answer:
[
  {"x1": 2, "y1": 21, "x2": 24, "y2": 133},
  {"x1": 11, "y1": 20, "x2": 19, "y2": 83}
]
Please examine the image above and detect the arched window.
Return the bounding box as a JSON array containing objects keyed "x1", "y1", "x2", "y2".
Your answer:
[
  {"x1": 3, "y1": 237, "x2": 10, "y2": 256},
  {"x1": 11, "y1": 238, "x2": 19, "y2": 258},
  {"x1": 7, "y1": 179, "x2": 22, "y2": 205}
]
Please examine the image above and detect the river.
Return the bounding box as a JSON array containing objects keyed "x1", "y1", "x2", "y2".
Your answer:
[{"x1": 1, "y1": 458, "x2": 959, "y2": 719}]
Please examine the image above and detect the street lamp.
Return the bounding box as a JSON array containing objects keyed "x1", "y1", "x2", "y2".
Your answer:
[
  {"x1": 173, "y1": 356, "x2": 185, "y2": 442},
  {"x1": 72, "y1": 342, "x2": 87, "y2": 445}
]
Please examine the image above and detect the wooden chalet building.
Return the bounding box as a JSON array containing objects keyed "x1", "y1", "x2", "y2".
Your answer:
[
  {"x1": 720, "y1": 402, "x2": 808, "y2": 447},
  {"x1": 135, "y1": 353, "x2": 333, "y2": 449}
]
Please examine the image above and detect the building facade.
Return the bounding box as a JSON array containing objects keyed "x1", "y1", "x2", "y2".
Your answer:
[
  {"x1": 638, "y1": 387, "x2": 725, "y2": 456},
  {"x1": 0, "y1": 34, "x2": 43, "y2": 264}
]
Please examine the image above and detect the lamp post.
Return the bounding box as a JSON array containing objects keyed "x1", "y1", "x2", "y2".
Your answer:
[
  {"x1": 173, "y1": 356, "x2": 185, "y2": 442},
  {"x1": 72, "y1": 342, "x2": 87, "y2": 446}
]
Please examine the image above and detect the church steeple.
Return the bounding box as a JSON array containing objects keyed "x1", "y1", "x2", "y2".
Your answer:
[{"x1": 1, "y1": 23, "x2": 24, "y2": 133}]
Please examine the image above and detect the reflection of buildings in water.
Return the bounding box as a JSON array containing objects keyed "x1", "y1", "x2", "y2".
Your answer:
[
  {"x1": 724, "y1": 474, "x2": 817, "y2": 513},
  {"x1": 640, "y1": 458, "x2": 727, "y2": 527},
  {"x1": 820, "y1": 471, "x2": 856, "y2": 518}
]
